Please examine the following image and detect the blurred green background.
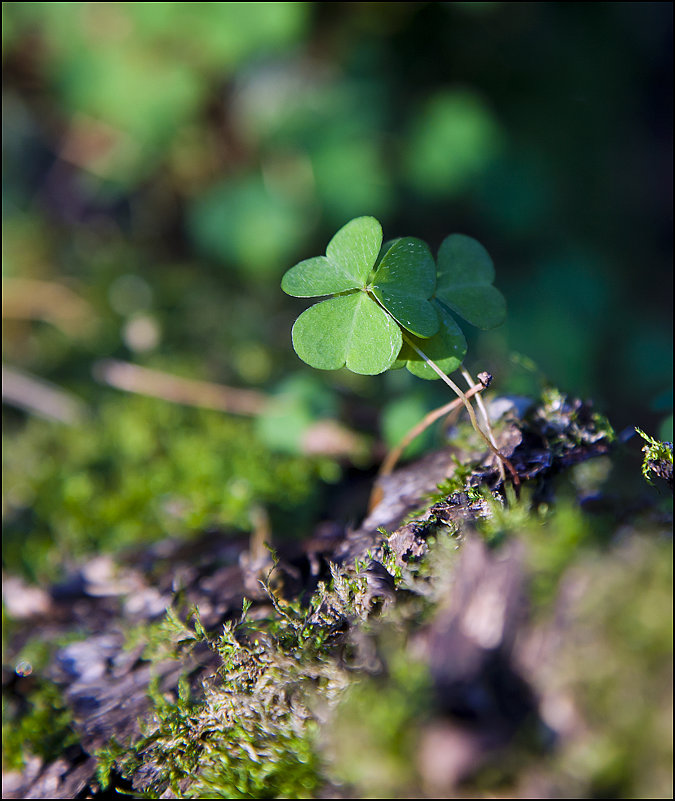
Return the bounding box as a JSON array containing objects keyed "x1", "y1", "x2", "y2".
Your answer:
[{"x1": 2, "y1": 2, "x2": 672, "y2": 580}]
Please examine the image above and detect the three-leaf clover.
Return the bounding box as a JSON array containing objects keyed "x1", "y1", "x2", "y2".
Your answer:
[
  {"x1": 281, "y1": 218, "x2": 505, "y2": 379},
  {"x1": 281, "y1": 218, "x2": 518, "y2": 489},
  {"x1": 281, "y1": 217, "x2": 439, "y2": 375}
]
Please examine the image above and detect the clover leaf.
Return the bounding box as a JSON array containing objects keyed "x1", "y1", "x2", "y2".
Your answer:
[
  {"x1": 435, "y1": 233, "x2": 506, "y2": 329},
  {"x1": 393, "y1": 299, "x2": 467, "y2": 379},
  {"x1": 282, "y1": 217, "x2": 439, "y2": 375},
  {"x1": 392, "y1": 234, "x2": 503, "y2": 379},
  {"x1": 371, "y1": 237, "x2": 439, "y2": 338},
  {"x1": 291, "y1": 293, "x2": 402, "y2": 375},
  {"x1": 281, "y1": 216, "x2": 382, "y2": 297}
]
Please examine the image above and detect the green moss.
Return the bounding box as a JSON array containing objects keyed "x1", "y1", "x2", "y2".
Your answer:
[
  {"x1": 122, "y1": 605, "x2": 207, "y2": 665},
  {"x1": 545, "y1": 535, "x2": 673, "y2": 799},
  {"x1": 87, "y1": 491, "x2": 673, "y2": 799},
  {"x1": 427, "y1": 457, "x2": 477, "y2": 502},
  {"x1": 6, "y1": 389, "x2": 669, "y2": 798},
  {"x1": 98, "y1": 586, "x2": 350, "y2": 798},
  {"x1": 3, "y1": 395, "x2": 322, "y2": 583},
  {"x1": 2, "y1": 613, "x2": 93, "y2": 774},
  {"x1": 2, "y1": 677, "x2": 79, "y2": 772},
  {"x1": 189, "y1": 705, "x2": 322, "y2": 799},
  {"x1": 636, "y1": 427, "x2": 673, "y2": 486},
  {"x1": 326, "y1": 645, "x2": 432, "y2": 797}
]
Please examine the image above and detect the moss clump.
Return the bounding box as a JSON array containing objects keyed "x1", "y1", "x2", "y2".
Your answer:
[
  {"x1": 62, "y1": 495, "x2": 674, "y2": 799},
  {"x1": 325, "y1": 645, "x2": 432, "y2": 797},
  {"x1": 5, "y1": 389, "x2": 671, "y2": 799},
  {"x1": 3, "y1": 395, "x2": 323, "y2": 583},
  {"x1": 2, "y1": 676, "x2": 79, "y2": 773},
  {"x1": 534, "y1": 535, "x2": 673, "y2": 799},
  {"x1": 2, "y1": 607, "x2": 93, "y2": 775},
  {"x1": 636, "y1": 427, "x2": 673, "y2": 488},
  {"x1": 97, "y1": 591, "x2": 351, "y2": 798}
]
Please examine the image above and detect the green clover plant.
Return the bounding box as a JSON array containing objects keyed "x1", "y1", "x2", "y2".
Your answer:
[
  {"x1": 281, "y1": 217, "x2": 439, "y2": 375},
  {"x1": 282, "y1": 216, "x2": 517, "y2": 485}
]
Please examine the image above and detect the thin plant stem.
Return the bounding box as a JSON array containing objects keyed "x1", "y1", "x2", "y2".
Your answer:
[
  {"x1": 368, "y1": 379, "x2": 486, "y2": 513},
  {"x1": 402, "y1": 334, "x2": 520, "y2": 490},
  {"x1": 377, "y1": 380, "x2": 486, "y2": 479},
  {"x1": 460, "y1": 366, "x2": 506, "y2": 485}
]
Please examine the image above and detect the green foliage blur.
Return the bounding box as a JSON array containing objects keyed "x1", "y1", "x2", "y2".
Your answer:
[
  {"x1": 3, "y1": 395, "x2": 320, "y2": 582},
  {"x1": 2, "y1": 2, "x2": 673, "y2": 581}
]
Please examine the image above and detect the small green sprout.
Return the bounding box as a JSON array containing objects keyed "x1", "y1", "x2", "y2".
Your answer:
[
  {"x1": 282, "y1": 217, "x2": 518, "y2": 486},
  {"x1": 635, "y1": 427, "x2": 673, "y2": 488}
]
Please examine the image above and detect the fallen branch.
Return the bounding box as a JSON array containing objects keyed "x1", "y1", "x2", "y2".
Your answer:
[
  {"x1": 93, "y1": 359, "x2": 268, "y2": 416},
  {"x1": 2, "y1": 364, "x2": 87, "y2": 423}
]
